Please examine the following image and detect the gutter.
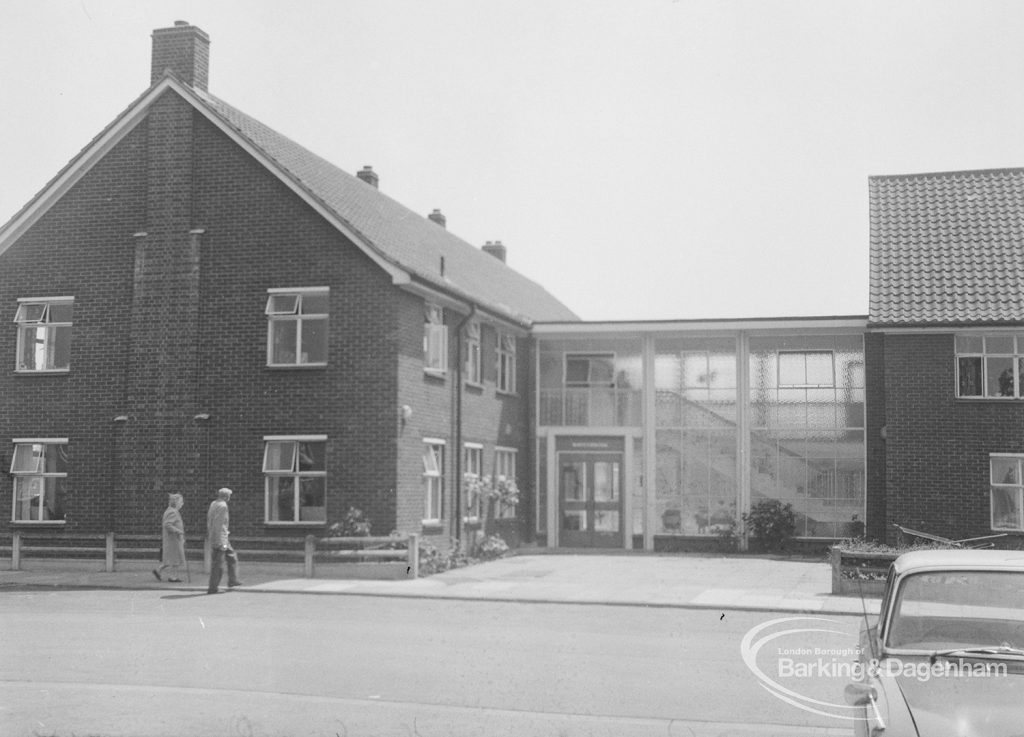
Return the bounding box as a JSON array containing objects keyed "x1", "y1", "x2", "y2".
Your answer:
[{"x1": 451, "y1": 303, "x2": 478, "y2": 543}]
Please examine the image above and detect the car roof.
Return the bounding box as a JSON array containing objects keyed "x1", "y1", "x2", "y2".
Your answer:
[{"x1": 894, "y1": 549, "x2": 1024, "y2": 575}]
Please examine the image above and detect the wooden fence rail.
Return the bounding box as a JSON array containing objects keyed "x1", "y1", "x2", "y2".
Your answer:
[{"x1": 0, "y1": 531, "x2": 419, "y2": 579}]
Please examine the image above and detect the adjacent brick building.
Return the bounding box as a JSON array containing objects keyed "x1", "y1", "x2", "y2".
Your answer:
[
  {"x1": 0, "y1": 22, "x2": 576, "y2": 547},
  {"x1": 868, "y1": 169, "x2": 1024, "y2": 544}
]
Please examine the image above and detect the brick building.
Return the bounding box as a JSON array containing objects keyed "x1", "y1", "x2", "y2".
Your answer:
[
  {"x1": 0, "y1": 22, "x2": 576, "y2": 547},
  {"x1": 867, "y1": 169, "x2": 1024, "y2": 544},
  {"x1": 5, "y1": 23, "x2": 1023, "y2": 554}
]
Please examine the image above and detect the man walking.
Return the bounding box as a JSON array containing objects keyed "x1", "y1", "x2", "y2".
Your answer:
[{"x1": 207, "y1": 487, "x2": 242, "y2": 594}]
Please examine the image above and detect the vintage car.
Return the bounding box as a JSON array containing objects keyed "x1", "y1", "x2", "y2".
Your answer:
[{"x1": 846, "y1": 549, "x2": 1024, "y2": 736}]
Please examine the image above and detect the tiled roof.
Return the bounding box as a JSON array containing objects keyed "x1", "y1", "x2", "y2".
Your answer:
[
  {"x1": 869, "y1": 168, "x2": 1024, "y2": 326},
  {"x1": 192, "y1": 89, "x2": 579, "y2": 325}
]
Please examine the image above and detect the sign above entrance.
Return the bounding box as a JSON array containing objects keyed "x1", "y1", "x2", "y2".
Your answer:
[{"x1": 556, "y1": 436, "x2": 624, "y2": 452}]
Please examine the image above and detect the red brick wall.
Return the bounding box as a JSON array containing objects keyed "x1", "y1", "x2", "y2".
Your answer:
[
  {"x1": 184, "y1": 109, "x2": 400, "y2": 538},
  {"x1": 0, "y1": 122, "x2": 147, "y2": 532},
  {"x1": 0, "y1": 91, "x2": 402, "y2": 539},
  {"x1": 394, "y1": 295, "x2": 531, "y2": 548},
  {"x1": 881, "y1": 332, "x2": 1024, "y2": 542}
]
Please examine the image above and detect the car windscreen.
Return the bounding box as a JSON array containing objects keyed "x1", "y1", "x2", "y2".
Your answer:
[{"x1": 885, "y1": 570, "x2": 1024, "y2": 651}]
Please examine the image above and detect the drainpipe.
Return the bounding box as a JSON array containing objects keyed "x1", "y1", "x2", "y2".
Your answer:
[{"x1": 452, "y1": 303, "x2": 478, "y2": 543}]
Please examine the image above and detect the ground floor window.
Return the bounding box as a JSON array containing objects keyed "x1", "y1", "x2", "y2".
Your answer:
[
  {"x1": 463, "y1": 443, "x2": 483, "y2": 521},
  {"x1": 991, "y1": 455, "x2": 1024, "y2": 531},
  {"x1": 10, "y1": 439, "x2": 67, "y2": 522},
  {"x1": 423, "y1": 439, "x2": 445, "y2": 523},
  {"x1": 263, "y1": 436, "x2": 326, "y2": 523},
  {"x1": 494, "y1": 447, "x2": 518, "y2": 519}
]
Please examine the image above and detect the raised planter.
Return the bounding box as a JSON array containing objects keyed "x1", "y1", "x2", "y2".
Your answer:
[{"x1": 830, "y1": 548, "x2": 894, "y2": 596}]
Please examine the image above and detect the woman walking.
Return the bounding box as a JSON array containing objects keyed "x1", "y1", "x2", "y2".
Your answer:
[{"x1": 153, "y1": 493, "x2": 186, "y2": 582}]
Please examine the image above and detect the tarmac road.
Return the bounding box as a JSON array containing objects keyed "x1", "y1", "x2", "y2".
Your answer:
[{"x1": 0, "y1": 587, "x2": 857, "y2": 737}]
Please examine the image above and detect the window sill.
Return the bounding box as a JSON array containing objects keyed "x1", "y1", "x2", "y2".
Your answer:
[
  {"x1": 266, "y1": 363, "x2": 328, "y2": 370},
  {"x1": 14, "y1": 369, "x2": 70, "y2": 376},
  {"x1": 423, "y1": 368, "x2": 447, "y2": 380},
  {"x1": 495, "y1": 389, "x2": 518, "y2": 397},
  {"x1": 956, "y1": 396, "x2": 1024, "y2": 401},
  {"x1": 11, "y1": 520, "x2": 67, "y2": 526},
  {"x1": 263, "y1": 521, "x2": 327, "y2": 527},
  {"x1": 464, "y1": 380, "x2": 484, "y2": 391},
  {"x1": 420, "y1": 521, "x2": 445, "y2": 534}
]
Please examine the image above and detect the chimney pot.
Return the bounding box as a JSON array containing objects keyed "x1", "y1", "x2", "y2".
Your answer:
[
  {"x1": 151, "y1": 22, "x2": 210, "y2": 90},
  {"x1": 356, "y1": 165, "x2": 379, "y2": 188},
  {"x1": 428, "y1": 209, "x2": 447, "y2": 228},
  {"x1": 482, "y1": 240, "x2": 507, "y2": 263}
]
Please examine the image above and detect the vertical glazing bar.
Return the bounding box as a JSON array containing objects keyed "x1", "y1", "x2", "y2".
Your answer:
[
  {"x1": 737, "y1": 332, "x2": 751, "y2": 552},
  {"x1": 642, "y1": 333, "x2": 657, "y2": 551}
]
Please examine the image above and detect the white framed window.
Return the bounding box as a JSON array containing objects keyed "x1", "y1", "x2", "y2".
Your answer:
[
  {"x1": 265, "y1": 288, "x2": 329, "y2": 366},
  {"x1": 10, "y1": 439, "x2": 68, "y2": 522},
  {"x1": 778, "y1": 350, "x2": 835, "y2": 388},
  {"x1": 463, "y1": 443, "x2": 483, "y2": 521},
  {"x1": 957, "y1": 334, "x2": 1024, "y2": 398},
  {"x1": 14, "y1": 297, "x2": 73, "y2": 372},
  {"x1": 495, "y1": 447, "x2": 518, "y2": 519},
  {"x1": 465, "y1": 321, "x2": 482, "y2": 385},
  {"x1": 991, "y1": 454, "x2": 1024, "y2": 531},
  {"x1": 263, "y1": 436, "x2": 327, "y2": 523},
  {"x1": 497, "y1": 332, "x2": 517, "y2": 394},
  {"x1": 565, "y1": 353, "x2": 615, "y2": 387},
  {"x1": 424, "y1": 304, "x2": 448, "y2": 374},
  {"x1": 422, "y1": 439, "x2": 446, "y2": 522}
]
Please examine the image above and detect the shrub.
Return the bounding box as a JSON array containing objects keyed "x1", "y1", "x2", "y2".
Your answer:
[
  {"x1": 742, "y1": 499, "x2": 796, "y2": 552},
  {"x1": 475, "y1": 534, "x2": 510, "y2": 560},
  {"x1": 418, "y1": 538, "x2": 475, "y2": 576},
  {"x1": 327, "y1": 506, "x2": 372, "y2": 538}
]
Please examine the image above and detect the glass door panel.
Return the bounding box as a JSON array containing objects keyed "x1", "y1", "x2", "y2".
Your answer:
[{"x1": 559, "y1": 453, "x2": 623, "y2": 548}]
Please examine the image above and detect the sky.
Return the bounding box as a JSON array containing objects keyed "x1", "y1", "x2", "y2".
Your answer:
[{"x1": 3, "y1": 1, "x2": 1024, "y2": 321}]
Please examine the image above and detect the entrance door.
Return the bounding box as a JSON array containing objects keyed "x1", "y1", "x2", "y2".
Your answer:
[{"x1": 559, "y1": 453, "x2": 623, "y2": 548}]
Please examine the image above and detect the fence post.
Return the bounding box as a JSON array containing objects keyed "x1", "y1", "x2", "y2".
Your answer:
[
  {"x1": 203, "y1": 541, "x2": 211, "y2": 574},
  {"x1": 304, "y1": 535, "x2": 316, "y2": 578},
  {"x1": 11, "y1": 530, "x2": 20, "y2": 571},
  {"x1": 105, "y1": 532, "x2": 115, "y2": 572},
  {"x1": 408, "y1": 533, "x2": 419, "y2": 579}
]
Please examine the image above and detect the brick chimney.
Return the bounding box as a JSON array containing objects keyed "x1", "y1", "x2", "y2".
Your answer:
[
  {"x1": 428, "y1": 209, "x2": 446, "y2": 228},
  {"x1": 151, "y1": 21, "x2": 210, "y2": 90},
  {"x1": 482, "y1": 240, "x2": 507, "y2": 263},
  {"x1": 356, "y1": 165, "x2": 379, "y2": 188}
]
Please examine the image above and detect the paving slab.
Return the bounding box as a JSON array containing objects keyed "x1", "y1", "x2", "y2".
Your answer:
[{"x1": 0, "y1": 552, "x2": 880, "y2": 615}]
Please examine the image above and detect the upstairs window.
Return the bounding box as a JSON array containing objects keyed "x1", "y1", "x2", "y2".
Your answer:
[
  {"x1": 565, "y1": 353, "x2": 615, "y2": 387},
  {"x1": 11, "y1": 440, "x2": 68, "y2": 522},
  {"x1": 991, "y1": 455, "x2": 1024, "y2": 531},
  {"x1": 424, "y1": 304, "x2": 448, "y2": 374},
  {"x1": 957, "y1": 335, "x2": 1024, "y2": 398},
  {"x1": 497, "y1": 333, "x2": 517, "y2": 394},
  {"x1": 15, "y1": 298, "x2": 73, "y2": 372},
  {"x1": 465, "y1": 321, "x2": 482, "y2": 385},
  {"x1": 263, "y1": 437, "x2": 327, "y2": 523},
  {"x1": 266, "y1": 289, "x2": 329, "y2": 366},
  {"x1": 778, "y1": 351, "x2": 835, "y2": 388}
]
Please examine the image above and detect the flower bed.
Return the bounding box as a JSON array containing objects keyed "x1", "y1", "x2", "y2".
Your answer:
[{"x1": 829, "y1": 540, "x2": 958, "y2": 596}]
